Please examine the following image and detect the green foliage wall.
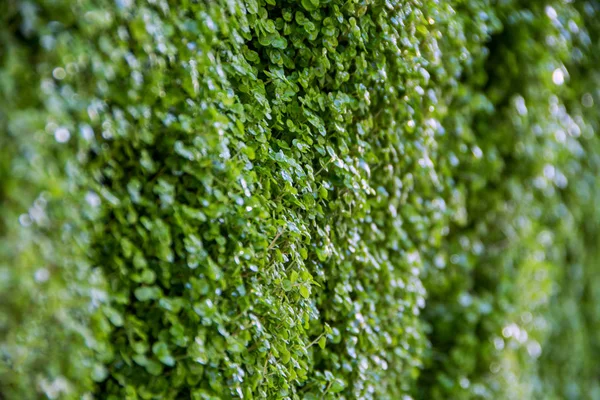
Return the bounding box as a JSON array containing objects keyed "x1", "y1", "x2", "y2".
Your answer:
[{"x1": 1, "y1": 0, "x2": 599, "y2": 399}]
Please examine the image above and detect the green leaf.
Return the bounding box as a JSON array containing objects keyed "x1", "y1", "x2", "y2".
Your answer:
[
  {"x1": 290, "y1": 270, "x2": 299, "y2": 284},
  {"x1": 152, "y1": 342, "x2": 175, "y2": 366},
  {"x1": 282, "y1": 279, "x2": 293, "y2": 292},
  {"x1": 134, "y1": 286, "x2": 161, "y2": 301},
  {"x1": 299, "y1": 285, "x2": 310, "y2": 299},
  {"x1": 330, "y1": 378, "x2": 345, "y2": 393},
  {"x1": 318, "y1": 336, "x2": 326, "y2": 350},
  {"x1": 245, "y1": 0, "x2": 258, "y2": 14}
]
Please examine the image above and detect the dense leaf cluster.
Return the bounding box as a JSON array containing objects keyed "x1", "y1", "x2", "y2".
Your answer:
[{"x1": 1, "y1": 0, "x2": 599, "y2": 399}]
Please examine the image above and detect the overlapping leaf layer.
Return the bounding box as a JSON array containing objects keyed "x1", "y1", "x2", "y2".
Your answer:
[{"x1": 1, "y1": 0, "x2": 599, "y2": 399}]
